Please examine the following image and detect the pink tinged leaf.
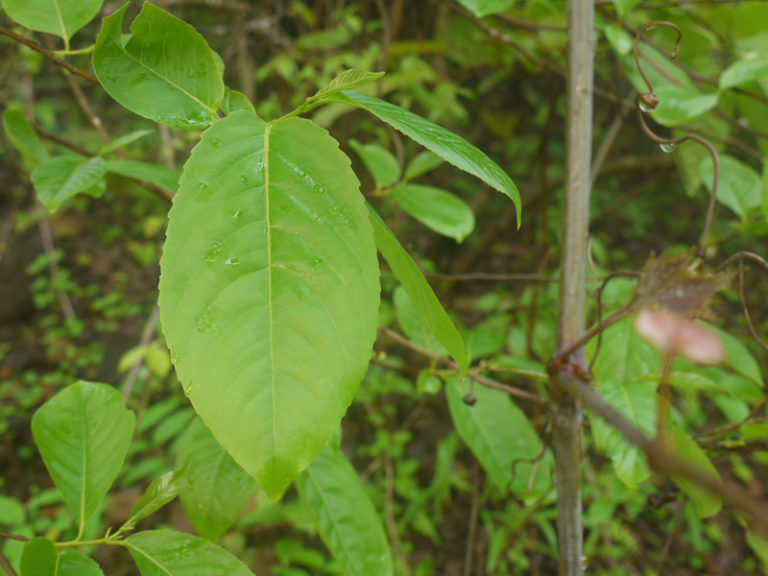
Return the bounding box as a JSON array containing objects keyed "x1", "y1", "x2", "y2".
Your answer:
[{"x1": 634, "y1": 308, "x2": 725, "y2": 364}]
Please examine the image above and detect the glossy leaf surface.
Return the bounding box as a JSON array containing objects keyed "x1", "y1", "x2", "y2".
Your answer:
[
  {"x1": 31, "y1": 381, "x2": 135, "y2": 528},
  {"x1": 32, "y1": 156, "x2": 106, "y2": 212},
  {"x1": 125, "y1": 530, "x2": 253, "y2": 576},
  {"x1": 1, "y1": 0, "x2": 102, "y2": 42},
  {"x1": 337, "y1": 91, "x2": 521, "y2": 224},
  {"x1": 296, "y1": 440, "x2": 393, "y2": 576},
  {"x1": 368, "y1": 205, "x2": 468, "y2": 374},
  {"x1": 446, "y1": 377, "x2": 552, "y2": 496},
  {"x1": 160, "y1": 110, "x2": 379, "y2": 499},
  {"x1": 176, "y1": 418, "x2": 255, "y2": 540},
  {"x1": 93, "y1": 3, "x2": 223, "y2": 129},
  {"x1": 393, "y1": 184, "x2": 475, "y2": 242}
]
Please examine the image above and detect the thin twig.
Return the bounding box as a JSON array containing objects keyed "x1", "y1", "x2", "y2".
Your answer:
[
  {"x1": 0, "y1": 26, "x2": 99, "y2": 84},
  {"x1": 378, "y1": 326, "x2": 549, "y2": 405}
]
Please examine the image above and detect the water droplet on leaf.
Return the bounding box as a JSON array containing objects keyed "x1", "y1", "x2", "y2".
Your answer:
[
  {"x1": 225, "y1": 257, "x2": 241, "y2": 267},
  {"x1": 206, "y1": 242, "x2": 222, "y2": 262},
  {"x1": 659, "y1": 143, "x2": 677, "y2": 153},
  {"x1": 232, "y1": 209, "x2": 242, "y2": 221}
]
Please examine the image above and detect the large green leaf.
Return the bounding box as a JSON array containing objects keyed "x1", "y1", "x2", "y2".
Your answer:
[
  {"x1": 296, "y1": 440, "x2": 393, "y2": 576},
  {"x1": 700, "y1": 154, "x2": 762, "y2": 219},
  {"x1": 159, "y1": 110, "x2": 380, "y2": 499},
  {"x1": 93, "y1": 3, "x2": 223, "y2": 129},
  {"x1": 2, "y1": 108, "x2": 48, "y2": 167},
  {"x1": 393, "y1": 287, "x2": 448, "y2": 356},
  {"x1": 588, "y1": 319, "x2": 660, "y2": 487},
  {"x1": 368, "y1": 205, "x2": 468, "y2": 374},
  {"x1": 31, "y1": 381, "x2": 135, "y2": 531},
  {"x1": 1, "y1": 0, "x2": 102, "y2": 43},
  {"x1": 19, "y1": 538, "x2": 57, "y2": 576},
  {"x1": 124, "y1": 530, "x2": 253, "y2": 576},
  {"x1": 175, "y1": 418, "x2": 255, "y2": 540},
  {"x1": 393, "y1": 184, "x2": 475, "y2": 242},
  {"x1": 670, "y1": 424, "x2": 721, "y2": 518},
  {"x1": 31, "y1": 155, "x2": 107, "y2": 212},
  {"x1": 446, "y1": 377, "x2": 552, "y2": 496},
  {"x1": 335, "y1": 91, "x2": 521, "y2": 224}
]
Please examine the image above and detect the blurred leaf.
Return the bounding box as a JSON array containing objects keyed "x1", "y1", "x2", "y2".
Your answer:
[
  {"x1": 701, "y1": 154, "x2": 762, "y2": 219},
  {"x1": 670, "y1": 424, "x2": 721, "y2": 518},
  {"x1": 31, "y1": 381, "x2": 135, "y2": 531},
  {"x1": 175, "y1": 418, "x2": 255, "y2": 541},
  {"x1": 393, "y1": 286, "x2": 448, "y2": 356},
  {"x1": 1, "y1": 0, "x2": 102, "y2": 42},
  {"x1": 393, "y1": 184, "x2": 475, "y2": 242},
  {"x1": 446, "y1": 377, "x2": 552, "y2": 496},
  {"x1": 651, "y1": 86, "x2": 718, "y2": 126},
  {"x1": 32, "y1": 156, "x2": 107, "y2": 212},
  {"x1": 417, "y1": 370, "x2": 443, "y2": 395},
  {"x1": 604, "y1": 24, "x2": 634, "y2": 55},
  {"x1": 403, "y1": 151, "x2": 443, "y2": 181},
  {"x1": 720, "y1": 58, "x2": 768, "y2": 90},
  {"x1": 349, "y1": 139, "x2": 400, "y2": 188},
  {"x1": 98, "y1": 130, "x2": 154, "y2": 156},
  {"x1": 456, "y1": 0, "x2": 514, "y2": 17},
  {"x1": 222, "y1": 89, "x2": 255, "y2": 115},
  {"x1": 368, "y1": 205, "x2": 468, "y2": 373},
  {"x1": 762, "y1": 162, "x2": 768, "y2": 223},
  {"x1": 610, "y1": 0, "x2": 642, "y2": 19},
  {"x1": 125, "y1": 530, "x2": 253, "y2": 576},
  {"x1": 296, "y1": 440, "x2": 393, "y2": 576},
  {"x1": 105, "y1": 160, "x2": 180, "y2": 192},
  {"x1": 58, "y1": 549, "x2": 105, "y2": 576},
  {"x1": 20, "y1": 538, "x2": 57, "y2": 576},
  {"x1": 123, "y1": 471, "x2": 184, "y2": 532},
  {"x1": 2, "y1": 108, "x2": 48, "y2": 166},
  {"x1": 336, "y1": 91, "x2": 521, "y2": 225},
  {"x1": 93, "y1": 3, "x2": 223, "y2": 129}
]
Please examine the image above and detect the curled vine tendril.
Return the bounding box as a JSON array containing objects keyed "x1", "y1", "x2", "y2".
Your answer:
[{"x1": 633, "y1": 21, "x2": 720, "y2": 260}]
